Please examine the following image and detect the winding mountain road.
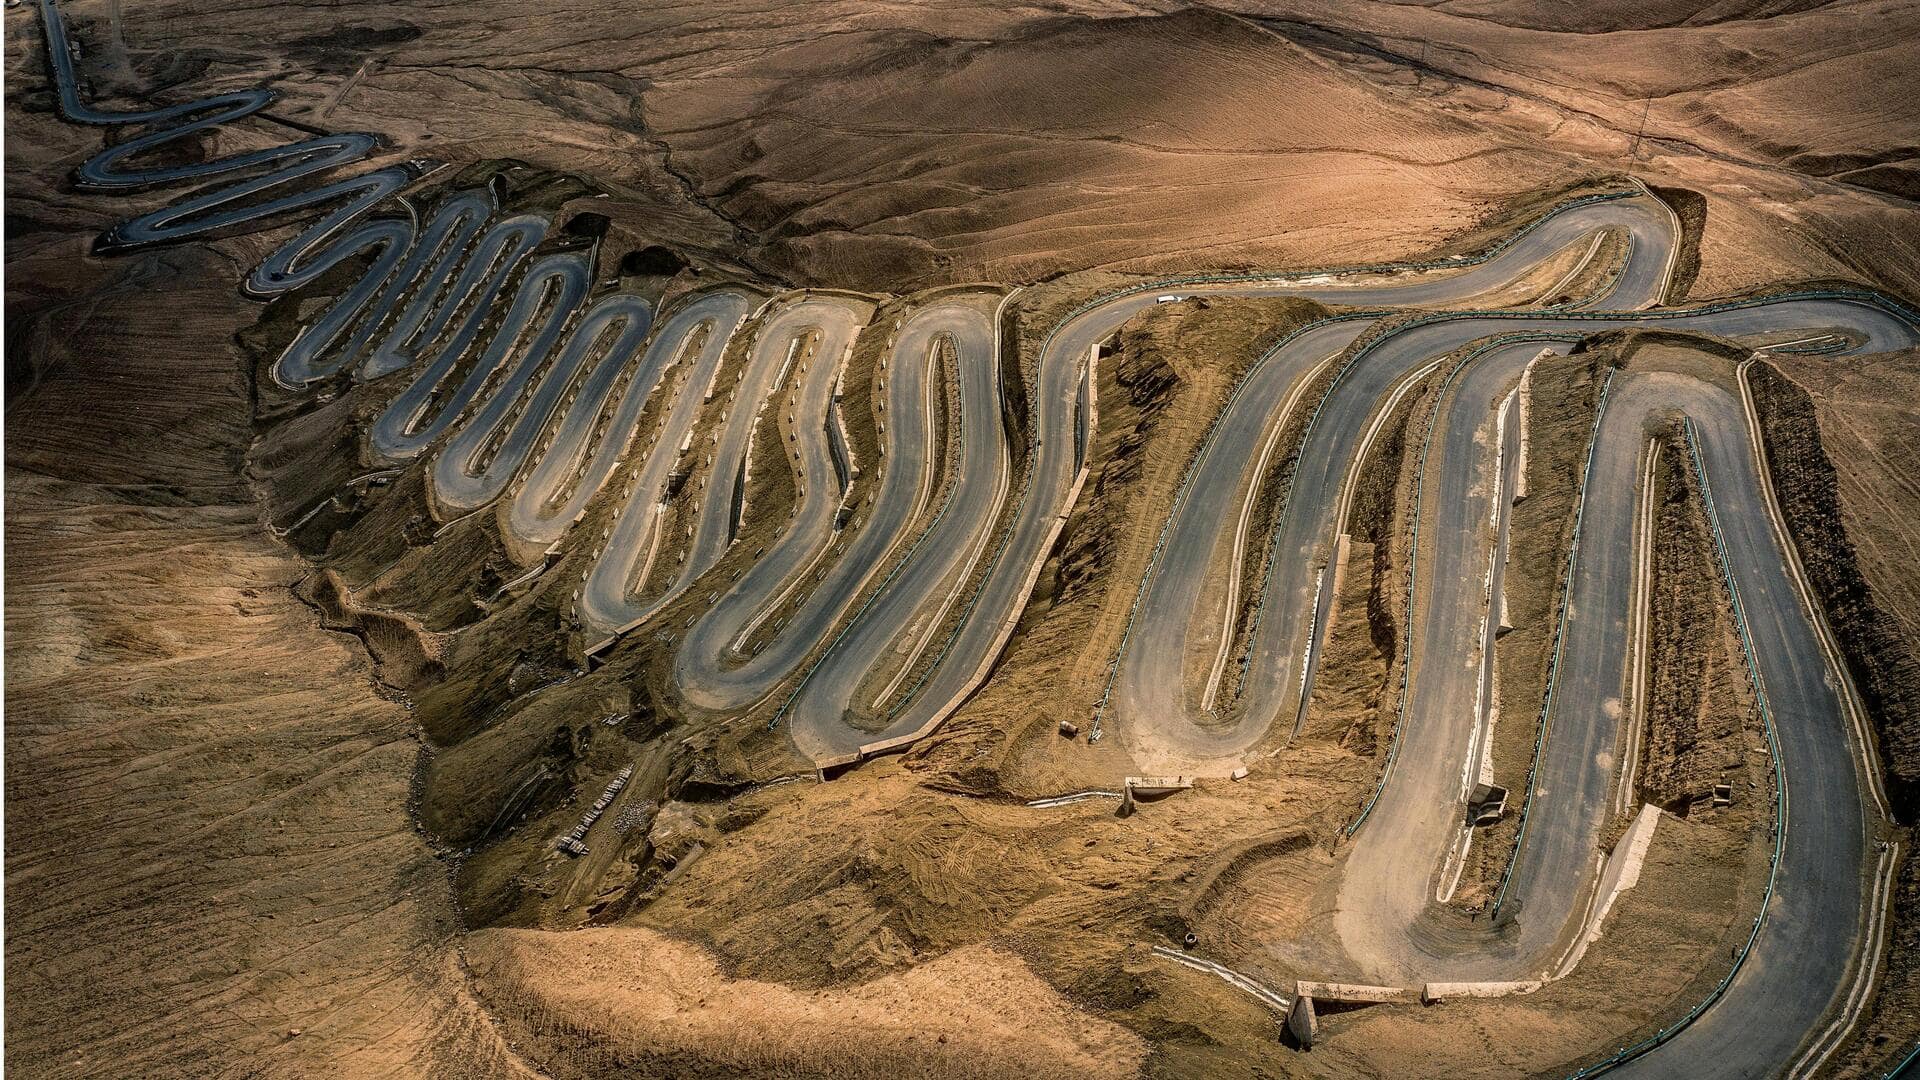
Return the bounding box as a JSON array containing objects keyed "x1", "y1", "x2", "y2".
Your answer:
[{"x1": 31, "y1": 0, "x2": 1915, "y2": 1072}]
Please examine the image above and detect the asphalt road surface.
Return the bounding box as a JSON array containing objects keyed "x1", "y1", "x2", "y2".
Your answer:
[
  {"x1": 576, "y1": 296, "x2": 866, "y2": 637},
  {"x1": 780, "y1": 298, "x2": 1003, "y2": 761},
  {"x1": 35, "y1": 1, "x2": 1919, "y2": 1070},
  {"x1": 508, "y1": 290, "x2": 754, "y2": 550}
]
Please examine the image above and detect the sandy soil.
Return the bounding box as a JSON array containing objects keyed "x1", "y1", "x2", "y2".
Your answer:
[
  {"x1": 465, "y1": 926, "x2": 1148, "y2": 1079},
  {"x1": 2, "y1": 238, "x2": 529, "y2": 1077},
  {"x1": 1213, "y1": 2, "x2": 1920, "y2": 300},
  {"x1": 15, "y1": 0, "x2": 1914, "y2": 298}
]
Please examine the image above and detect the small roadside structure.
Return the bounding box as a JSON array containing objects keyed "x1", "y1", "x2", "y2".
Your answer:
[{"x1": 1468, "y1": 783, "x2": 1508, "y2": 826}]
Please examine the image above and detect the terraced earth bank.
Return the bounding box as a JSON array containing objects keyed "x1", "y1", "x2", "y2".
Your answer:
[{"x1": 7, "y1": 1, "x2": 1920, "y2": 1077}]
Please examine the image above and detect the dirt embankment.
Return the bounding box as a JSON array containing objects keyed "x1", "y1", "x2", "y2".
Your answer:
[
  {"x1": 464, "y1": 926, "x2": 1148, "y2": 1080},
  {"x1": 1452, "y1": 347, "x2": 1610, "y2": 907},
  {"x1": 1747, "y1": 354, "x2": 1920, "y2": 816},
  {"x1": 1305, "y1": 350, "x2": 1433, "y2": 795},
  {"x1": 1647, "y1": 185, "x2": 1707, "y2": 304},
  {"x1": 297, "y1": 568, "x2": 448, "y2": 692},
  {"x1": 1637, "y1": 420, "x2": 1753, "y2": 811},
  {"x1": 1302, "y1": 533, "x2": 1396, "y2": 773},
  {"x1": 1748, "y1": 349, "x2": 1920, "y2": 1078}
]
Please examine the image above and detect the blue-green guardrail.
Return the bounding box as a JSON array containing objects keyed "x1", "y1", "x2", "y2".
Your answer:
[
  {"x1": 1347, "y1": 330, "x2": 1587, "y2": 836},
  {"x1": 1560, "y1": 417, "x2": 1789, "y2": 1077},
  {"x1": 1137, "y1": 289, "x2": 1916, "y2": 766},
  {"x1": 836, "y1": 188, "x2": 1657, "y2": 740},
  {"x1": 1886, "y1": 1039, "x2": 1920, "y2": 1079},
  {"x1": 1488, "y1": 365, "x2": 1616, "y2": 901},
  {"x1": 1087, "y1": 311, "x2": 1383, "y2": 740}
]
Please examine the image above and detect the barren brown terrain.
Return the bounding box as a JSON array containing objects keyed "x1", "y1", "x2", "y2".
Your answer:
[
  {"x1": 1750, "y1": 348, "x2": 1920, "y2": 1077},
  {"x1": 7, "y1": 0, "x2": 1920, "y2": 1077}
]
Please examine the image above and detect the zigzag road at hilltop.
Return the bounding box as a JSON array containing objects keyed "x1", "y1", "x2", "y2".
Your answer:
[{"x1": 28, "y1": 0, "x2": 1914, "y2": 1074}]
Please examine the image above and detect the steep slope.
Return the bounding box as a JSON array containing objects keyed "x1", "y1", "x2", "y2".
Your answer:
[{"x1": 1, "y1": 236, "x2": 529, "y2": 1076}]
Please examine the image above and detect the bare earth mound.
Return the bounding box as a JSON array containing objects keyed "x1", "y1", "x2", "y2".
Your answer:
[{"x1": 467, "y1": 927, "x2": 1147, "y2": 1080}]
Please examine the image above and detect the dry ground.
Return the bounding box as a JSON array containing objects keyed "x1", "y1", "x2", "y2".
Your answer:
[
  {"x1": 2, "y1": 237, "x2": 529, "y2": 1077},
  {"x1": 1750, "y1": 348, "x2": 1920, "y2": 1078},
  {"x1": 10, "y1": 0, "x2": 1915, "y2": 297},
  {"x1": 8, "y1": 0, "x2": 1920, "y2": 1076}
]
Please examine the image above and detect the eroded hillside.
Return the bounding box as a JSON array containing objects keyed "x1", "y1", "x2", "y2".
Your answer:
[{"x1": 7, "y1": 0, "x2": 1920, "y2": 1077}]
